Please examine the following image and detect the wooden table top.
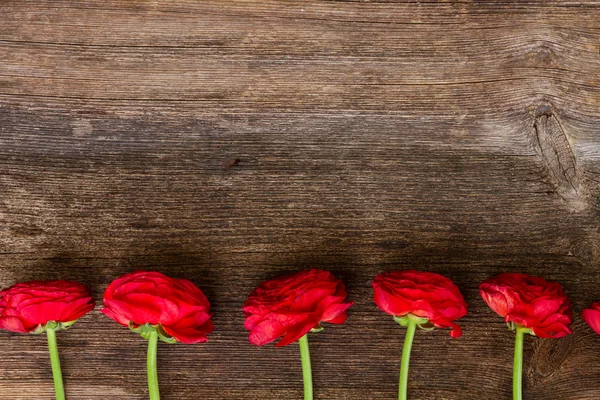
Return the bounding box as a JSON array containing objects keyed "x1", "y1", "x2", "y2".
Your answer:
[{"x1": 1, "y1": 1, "x2": 599, "y2": 399}]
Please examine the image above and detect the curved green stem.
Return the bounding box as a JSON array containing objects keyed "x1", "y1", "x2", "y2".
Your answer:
[
  {"x1": 399, "y1": 319, "x2": 417, "y2": 400},
  {"x1": 299, "y1": 334, "x2": 313, "y2": 400},
  {"x1": 147, "y1": 330, "x2": 160, "y2": 400},
  {"x1": 513, "y1": 327, "x2": 525, "y2": 400},
  {"x1": 46, "y1": 327, "x2": 65, "y2": 400}
]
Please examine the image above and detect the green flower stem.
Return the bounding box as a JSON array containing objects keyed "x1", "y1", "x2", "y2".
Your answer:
[
  {"x1": 513, "y1": 326, "x2": 526, "y2": 400},
  {"x1": 399, "y1": 319, "x2": 417, "y2": 400},
  {"x1": 299, "y1": 334, "x2": 313, "y2": 400},
  {"x1": 46, "y1": 327, "x2": 65, "y2": 400},
  {"x1": 147, "y1": 330, "x2": 160, "y2": 400}
]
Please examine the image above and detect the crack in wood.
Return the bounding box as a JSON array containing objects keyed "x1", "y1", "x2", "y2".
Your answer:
[
  {"x1": 532, "y1": 105, "x2": 586, "y2": 211},
  {"x1": 528, "y1": 334, "x2": 575, "y2": 384},
  {"x1": 221, "y1": 158, "x2": 241, "y2": 170}
]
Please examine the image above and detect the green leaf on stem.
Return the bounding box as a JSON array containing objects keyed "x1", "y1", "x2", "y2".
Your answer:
[
  {"x1": 129, "y1": 322, "x2": 178, "y2": 344},
  {"x1": 30, "y1": 320, "x2": 78, "y2": 335},
  {"x1": 394, "y1": 314, "x2": 429, "y2": 327},
  {"x1": 310, "y1": 325, "x2": 324, "y2": 333},
  {"x1": 506, "y1": 322, "x2": 534, "y2": 335},
  {"x1": 417, "y1": 321, "x2": 435, "y2": 331}
]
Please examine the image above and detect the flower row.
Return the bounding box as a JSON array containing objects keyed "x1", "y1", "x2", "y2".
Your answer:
[{"x1": 1, "y1": 270, "x2": 598, "y2": 400}]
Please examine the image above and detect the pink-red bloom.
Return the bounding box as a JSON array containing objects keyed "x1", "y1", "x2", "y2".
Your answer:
[
  {"x1": 479, "y1": 273, "x2": 572, "y2": 338},
  {"x1": 583, "y1": 301, "x2": 600, "y2": 335},
  {"x1": 243, "y1": 269, "x2": 354, "y2": 346},
  {"x1": 102, "y1": 271, "x2": 213, "y2": 344},
  {"x1": 372, "y1": 270, "x2": 468, "y2": 338},
  {"x1": 0, "y1": 280, "x2": 95, "y2": 333}
]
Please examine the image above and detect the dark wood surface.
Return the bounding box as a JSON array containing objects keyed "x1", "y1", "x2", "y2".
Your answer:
[{"x1": 1, "y1": 1, "x2": 600, "y2": 399}]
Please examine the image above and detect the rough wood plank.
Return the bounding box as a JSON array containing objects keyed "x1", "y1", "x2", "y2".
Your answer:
[{"x1": 1, "y1": 1, "x2": 600, "y2": 399}]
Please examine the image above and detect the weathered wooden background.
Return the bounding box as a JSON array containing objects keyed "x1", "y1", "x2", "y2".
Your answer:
[{"x1": 1, "y1": 1, "x2": 599, "y2": 399}]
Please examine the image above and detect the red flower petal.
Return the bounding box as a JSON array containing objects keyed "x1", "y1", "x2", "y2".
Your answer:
[
  {"x1": 583, "y1": 307, "x2": 600, "y2": 335},
  {"x1": 480, "y1": 273, "x2": 572, "y2": 337},
  {"x1": 0, "y1": 280, "x2": 95, "y2": 333},
  {"x1": 276, "y1": 320, "x2": 318, "y2": 347},
  {"x1": 102, "y1": 271, "x2": 212, "y2": 343},
  {"x1": 163, "y1": 317, "x2": 213, "y2": 344},
  {"x1": 243, "y1": 270, "x2": 352, "y2": 346},
  {"x1": 326, "y1": 312, "x2": 348, "y2": 325},
  {"x1": 0, "y1": 316, "x2": 30, "y2": 333},
  {"x1": 372, "y1": 270, "x2": 467, "y2": 337},
  {"x1": 249, "y1": 319, "x2": 288, "y2": 346},
  {"x1": 321, "y1": 302, "x2": 354, "y2": 323},
  {"x1": 449, "y1": 323, "x2": 463, "y2": 338}
]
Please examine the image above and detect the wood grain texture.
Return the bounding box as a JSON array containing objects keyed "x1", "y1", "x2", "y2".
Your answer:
[{"x1": 1, "y1": 0, "x2": 600, "y2": 399}]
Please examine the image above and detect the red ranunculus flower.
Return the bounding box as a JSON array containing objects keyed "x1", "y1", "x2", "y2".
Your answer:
[
  {"x1": 0, "y1": 280, "x2": 95, "y2": 333},
  {"x1": 479, "y1": 273, "x2": 572, "y2": 338},
  {"x1": 582, "y1": 301, "x2": 600, "y2": 335},
  {"x1": 102, "y1": 271, "x2": 213, "y2": 344},
  {"x1": 243, "y1": 269, "x2": 354, "y2": 346},
  {"x1": 372, "y1": 270, "x2": 468, "y2": 338}
]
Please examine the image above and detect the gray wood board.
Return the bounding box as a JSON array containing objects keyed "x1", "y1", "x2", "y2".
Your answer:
[{"x1": 1, "y1": 1, "x2": 599, "y2": 399}]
